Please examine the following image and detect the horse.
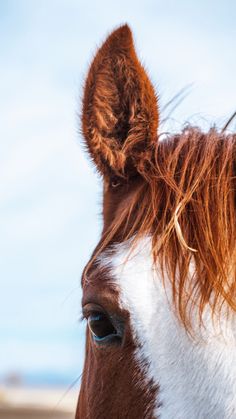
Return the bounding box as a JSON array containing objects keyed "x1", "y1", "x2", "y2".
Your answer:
[{"x1": 76, "y1": 25, "x2": 236, "y2": 418}]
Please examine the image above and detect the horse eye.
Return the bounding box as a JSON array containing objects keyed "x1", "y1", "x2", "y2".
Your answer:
[{"x1": 88, "y1": 312, "x2": 117, "y2": 342}]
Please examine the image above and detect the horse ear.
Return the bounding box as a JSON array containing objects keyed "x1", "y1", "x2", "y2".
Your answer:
[{"x1": 82, "y1": 24, "x2": 159, "y2": 179}]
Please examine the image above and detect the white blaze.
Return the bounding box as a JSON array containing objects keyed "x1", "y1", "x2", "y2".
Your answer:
[{"x1": 104, "y1": 237, "x2": 236, "y2": 419}]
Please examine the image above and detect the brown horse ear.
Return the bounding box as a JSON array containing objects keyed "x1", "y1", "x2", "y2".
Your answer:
[{"x1": 82, "y1": 24, "x2": 159, "y2": 179}]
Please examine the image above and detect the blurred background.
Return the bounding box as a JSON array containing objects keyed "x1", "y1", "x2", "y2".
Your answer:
[{"x1": 1, "y1": 0, "x2": 236, "y2": 417}]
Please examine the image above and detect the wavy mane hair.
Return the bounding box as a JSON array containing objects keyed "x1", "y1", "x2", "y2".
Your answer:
[{"x1": 90, "y1": 127, "x2": 236, "y2": 330}]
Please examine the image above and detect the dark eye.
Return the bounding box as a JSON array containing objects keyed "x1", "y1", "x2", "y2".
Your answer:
[
  {"x1": 83, "y1": 304, "x2": 123, "y2": 345},
  {"x1": 88, "y1": 311, "x2": 117, "y2": 342}
]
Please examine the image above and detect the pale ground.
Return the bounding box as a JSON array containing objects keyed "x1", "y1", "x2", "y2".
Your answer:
[{"x1": 0, "y1": 386, "x2": 78, "y2": 419}]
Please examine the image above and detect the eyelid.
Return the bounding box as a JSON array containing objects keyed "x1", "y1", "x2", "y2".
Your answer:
[
  {"x1": 82, "y1": 304, "x2": 125, "y2": 341},
  {"x1": 82, "y1": 303, "x2": 107, "y2": 319}
]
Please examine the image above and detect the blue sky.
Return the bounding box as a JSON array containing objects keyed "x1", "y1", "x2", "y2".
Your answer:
[{"x1": 1, "y1": 1, "x2": 236, "y2": 385}]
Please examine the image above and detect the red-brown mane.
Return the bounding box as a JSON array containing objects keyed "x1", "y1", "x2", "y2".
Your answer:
[{"x1": 89, "y1": 127, "x2": 236, "y2": 330}]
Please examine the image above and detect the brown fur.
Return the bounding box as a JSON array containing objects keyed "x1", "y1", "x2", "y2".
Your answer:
[
  {"x1": 77, "y1": 24, "x2": 236, "y2": 417},
  {"x1": 77, "y1": 264, "x2": 157, "y2": 418},
  {"x1": 82, "y1": 24, "x2": 158, "y2": 179}
]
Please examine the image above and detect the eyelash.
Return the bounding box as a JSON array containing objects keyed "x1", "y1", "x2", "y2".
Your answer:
[{"x1": 81, "y1": 306, "x2": 124, "y2": 346}]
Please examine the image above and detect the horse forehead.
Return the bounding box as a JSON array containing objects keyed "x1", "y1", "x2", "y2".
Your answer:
[
  {"x1": 106, "y1": 237, "x2": 159, "y2": 318},
  {"x1": 105, "y1": 237, "x2": 236, "y2": 335},
  {"x1": 98, "y1": 237, "x2": 160, "y2": 357},
  {"x1": 106, "y1": 237, "x2": 236, "y2": 342}
]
